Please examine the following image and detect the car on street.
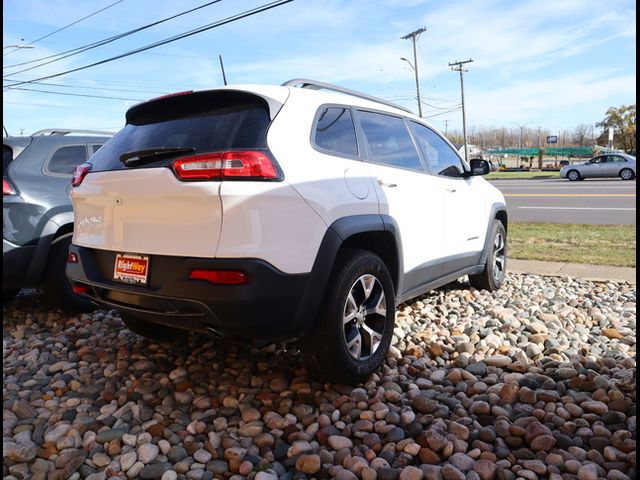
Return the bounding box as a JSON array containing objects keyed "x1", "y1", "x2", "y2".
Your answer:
[
  {"x1": 66, "y1": 79, "x2": 507, "y2": 383},
  {"x1": 560, "y1": 153, "x2": 636, "y2": 181},
  {"x1": 3, "y1": 129, "x2": 113, "y2": 309}
]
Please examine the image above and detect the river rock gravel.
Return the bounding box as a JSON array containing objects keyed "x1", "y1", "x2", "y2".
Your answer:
[{"x1": 3, "y1": 273, "x2": 636, "y2": 480}]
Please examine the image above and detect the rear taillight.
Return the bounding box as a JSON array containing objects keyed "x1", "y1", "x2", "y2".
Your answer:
[
  {"x1": 173, "y1": 151, "x2": 279, "y2": 181},
  {"x1": 71, "y1": 163, "x2": 92, "y2": 187},
  {"x1": 3, "y1": 178, "x2": 16, "y2": 195},
  {"x1": 189, "y1": 269, "x2": 249, "y2": 285}
]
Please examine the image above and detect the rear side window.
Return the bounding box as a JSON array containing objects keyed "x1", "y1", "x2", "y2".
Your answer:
[
  {"x1": 46, "y1": 145, "x2": 88, "y2": 175},
  {"x1": 313, "y1": 107, "x2": 358, "y2": 157},
  {"x1": 410, "y1": 122, "x2": 465, "y2": 177},
  {"x1": 358, "y1": 111, "x2": 423, "y2": 171},
  {"x1": 90, "y1": 91, "x2": 271, "y2": 172}
]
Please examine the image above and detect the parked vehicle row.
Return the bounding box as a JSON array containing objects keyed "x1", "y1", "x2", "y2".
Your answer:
[{"x1": 3, "y1": 129, "x2": 112, "y2": 308}]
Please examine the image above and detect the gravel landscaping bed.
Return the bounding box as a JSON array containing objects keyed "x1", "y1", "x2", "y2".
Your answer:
[{"x1": 3, "y1": 273, "x2": 636, "y2": 480}]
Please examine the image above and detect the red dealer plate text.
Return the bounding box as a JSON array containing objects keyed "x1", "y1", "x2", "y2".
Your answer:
[{"x1": 113, "y1": 253, "x2": 149, "y2": 285}]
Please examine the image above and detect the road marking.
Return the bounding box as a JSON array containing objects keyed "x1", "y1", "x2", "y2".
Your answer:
[
  {"x1": 497, "y1": 185, "x2": 636, "y2": 189},
  {"x1": 518, "y1": 207, "x2": 636, "y2": 211},
  {"x1": 504, "y1": 193, "x2": 635, "y2": 197}
]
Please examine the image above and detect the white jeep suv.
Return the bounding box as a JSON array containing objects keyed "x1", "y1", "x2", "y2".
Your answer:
[{"x1": 67, "y1": 79, "x2": 507, "y2": 383}]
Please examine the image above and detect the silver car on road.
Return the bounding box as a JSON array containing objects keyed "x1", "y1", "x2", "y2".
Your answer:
[{"x1": 560, "y1": 153, "x2": 636, "y2": 181}]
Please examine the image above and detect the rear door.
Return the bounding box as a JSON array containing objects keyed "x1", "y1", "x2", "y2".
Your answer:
[{"x1": 354, "y1": 110, "x2": 447, "y2": 285}]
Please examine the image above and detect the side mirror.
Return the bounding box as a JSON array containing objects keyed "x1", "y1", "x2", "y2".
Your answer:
[{"x1": 469, "y1": 158, "x2": 490, "y2": 176}]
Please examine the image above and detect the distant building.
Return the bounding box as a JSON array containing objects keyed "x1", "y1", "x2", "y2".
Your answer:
[{"x1": 454, "y1": 144, "x2": 483, "y2": 160}]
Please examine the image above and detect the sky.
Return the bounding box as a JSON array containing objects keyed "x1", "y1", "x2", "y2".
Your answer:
[{"x1": 3, "y1": 0, "x2": 637, "y2": 138}]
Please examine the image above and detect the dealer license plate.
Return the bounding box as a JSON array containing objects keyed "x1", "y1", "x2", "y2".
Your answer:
[{"x1": 113, "y1": 253, "x2": 149, "y2": 285}]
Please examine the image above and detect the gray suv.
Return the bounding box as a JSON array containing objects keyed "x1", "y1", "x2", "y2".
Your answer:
[{"x1": 3, "y1": 129, "x2": 113, "y2": 309}]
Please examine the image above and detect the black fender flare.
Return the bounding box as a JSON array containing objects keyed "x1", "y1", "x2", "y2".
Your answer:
[
  {"x1": 26, "y1": 211, "x2": 74, "y2": 284},
  {"x1": 479, "y1": 203, "x2": 508, "y2": 266},
  {"x1": 290, "y1": 214, "x2": 403, "y2": 335}
]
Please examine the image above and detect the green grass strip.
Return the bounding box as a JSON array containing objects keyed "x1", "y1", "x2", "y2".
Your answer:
[{"x1": 508, "y1": 222, "x2": 636, "y2": 267}]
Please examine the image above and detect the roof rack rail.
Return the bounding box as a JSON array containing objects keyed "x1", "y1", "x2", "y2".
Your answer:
[
  {"x1": 282, "y1": 78, "x2": 413, "y2": 115},
  {"x1": 32, "y1": 128, "x2": 115, "y2": 137}
]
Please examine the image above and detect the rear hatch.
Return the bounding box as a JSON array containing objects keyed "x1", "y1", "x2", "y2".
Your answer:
[{"x1": 71, "y1": 88, "x2": 287, "y2": 258}]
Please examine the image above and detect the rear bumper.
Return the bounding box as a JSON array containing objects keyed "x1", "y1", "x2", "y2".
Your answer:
[{"x1": 66, "y1": 245, "x2": 310, "y2": 339}]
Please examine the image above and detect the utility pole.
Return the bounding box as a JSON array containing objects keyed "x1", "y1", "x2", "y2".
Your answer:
[
  {"x1": 401, "y1": 27, "x2": 426, "y2": 117},
  {"x1": 449, "y1": 58, "x2": 473, "y2": 162},
  {"x1": 443, "y1": 119, "x2": 449, "y2": 136}
]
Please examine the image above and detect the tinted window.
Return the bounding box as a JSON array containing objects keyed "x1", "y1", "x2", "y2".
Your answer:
[
  {"x1": 314, "y1": 107, "x2": 358, "y2": 157},
  {"x1": 3, "y1": 145, "x2": 13, "y2": 175},
  {"x1": 358, "y1": 111, "x2": 422, "y2": 171},
  {"x1": 91, "y1": 91, "x2": 271, "y2": 172},
  {"x1": 91, "y1": 144, "x2": 104, "y2": 155},
  {"x1": 410, "y1": 122, "x2": 464, "y2": 177},
  {"x1": 47, "y1": 145, "x2": 87, "y2": 175}
]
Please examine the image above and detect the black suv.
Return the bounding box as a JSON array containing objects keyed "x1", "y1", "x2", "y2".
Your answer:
[{"x1": 3, "y1": 129, "x2": 112, "y2": 309}]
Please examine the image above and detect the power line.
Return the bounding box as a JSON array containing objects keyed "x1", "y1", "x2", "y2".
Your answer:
[
  {"x1": 3, "y1": 0, "x2": 295, "y2": 88},
  {"x1": 30, "y1": 0, "x2": 126, "y2": 45},
  {"x1": 3, "y1": 0, "x2": 125, "y2": 57},
  {"x1": 7, "y1": 86, "x2": 145, "y2": 102},
  {"x1": 3, "y1": 0, "x2": 224, "y2": 74}
]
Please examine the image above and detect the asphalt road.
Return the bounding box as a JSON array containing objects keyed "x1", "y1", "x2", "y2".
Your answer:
[{"x1": 488, "y1": 178, "x2": 636, "y2": 225}]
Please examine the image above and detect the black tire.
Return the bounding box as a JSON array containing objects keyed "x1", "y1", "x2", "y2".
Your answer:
[
  {"x1": 619, "y1": 168, "x2": 635, "y2": 180},
  {"x1": 3, "y1": 288, "x2": 20, "y2": 302},
  {"x1": 469, "y1": 220, "x2": 507, "y2": 292},
  {"x1": 301, "y1": 249, "x2": 396, "y2": 384},
  {"x1": 120, "y1": 313, "x2": 185, "y2": 342},
  {"x1": 566, "y1": 170, "x2": 581, "y2": 181},
  {"x1": 43, "y1": 236, "x2": 94, "y2": 313}
]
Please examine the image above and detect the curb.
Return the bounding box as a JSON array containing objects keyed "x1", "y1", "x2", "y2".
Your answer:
[{"x1": 508, "y1": 259, "x2": 636, "y2": 284}]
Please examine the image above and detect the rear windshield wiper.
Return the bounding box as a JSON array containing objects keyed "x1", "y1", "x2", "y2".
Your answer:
[{"x1": 119, "y1": 146, "x2": 196, "y2": 166}]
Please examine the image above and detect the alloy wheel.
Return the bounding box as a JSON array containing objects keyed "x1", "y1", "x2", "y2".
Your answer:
[
  {"x1": 493, "y1": 231, "x2": 506, "y2": 283},
  {"x1": 342, "y1": 274, "x2": 387, "y2": 360}
]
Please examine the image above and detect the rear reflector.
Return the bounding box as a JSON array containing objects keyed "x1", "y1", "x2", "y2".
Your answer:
[
  {"x1": 189, "y1": 269, "x2": 249, "y2": 285},
  {"x1": 67, "y1": 252, "x2": 79, "y2": 263},
  {"x1": 3, "y1": 178, "x2": 16, "y2": 195},
  {"x1": 173, "y1": 151, "x2": 278, "y2": 181},
  {"x1": 71, "y1": 162, "x2": 92, "y2": 187},
  {"x1": 72, "y1": 284, "x2": 89, "y2": 294}
]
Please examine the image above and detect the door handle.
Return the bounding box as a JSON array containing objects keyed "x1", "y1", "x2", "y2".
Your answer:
[
  {"x1": 378, "y1": 180, "x2": 398, "y2": 188},
  {"x1": 446, "y1": 187, "x2": 457, "y2": 193}
]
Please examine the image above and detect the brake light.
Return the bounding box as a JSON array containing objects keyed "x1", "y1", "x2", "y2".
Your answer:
[
  {"x1": 173, "y1": 151, "x2": 278, "y2": 181},
  {"x1": 189, "y1": 269, "x2": 249, "y2": 285},
  {"x1": 148, "y1": 90, "x2": 193, "y2": 102},
  {"x1": 71, "y1": 163, "x2": 92, "y2": 187},
  {"x1": 3, "y1": 178, "x2": 16, "y2": 195}
]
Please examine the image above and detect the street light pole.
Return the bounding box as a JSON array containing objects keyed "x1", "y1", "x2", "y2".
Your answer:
[
  {"x1": 401, "y1": 27, "x2": 426, "y2": 117},
  {"x1": 449, "y1": 58, "x2": 473, "y2": 162}
]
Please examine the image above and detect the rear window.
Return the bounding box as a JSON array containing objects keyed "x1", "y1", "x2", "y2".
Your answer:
[
  {"x1": 45, "y1": 145, "x2": 88, "y2": 175},
  {"x1": 90, "y1": 91, "x2": 271, "y2": 172}
]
